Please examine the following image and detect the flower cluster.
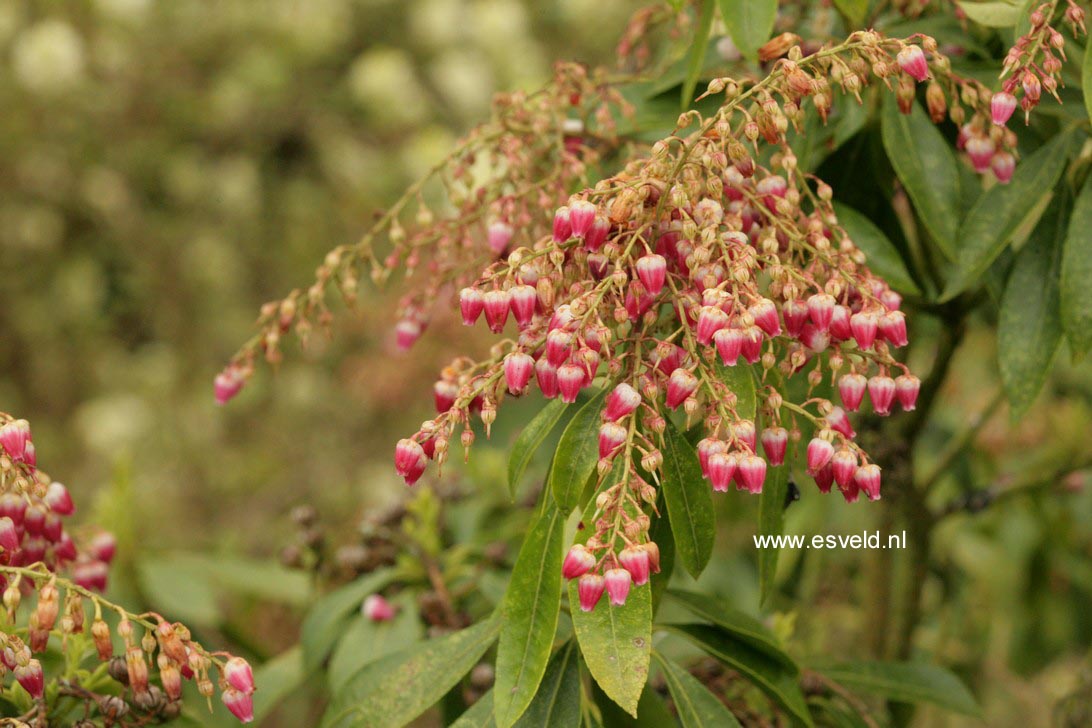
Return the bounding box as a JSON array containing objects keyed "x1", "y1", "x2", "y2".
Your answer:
[
  {"x1": 227, "y1": 31, "x2": 1020, "y2": 612},
  {"x1": 0, "y1": 414, "x2": 255, "y2": 724},
  {"x1": 997, "y1": 0, "x2": 1086, "y2": 122}
]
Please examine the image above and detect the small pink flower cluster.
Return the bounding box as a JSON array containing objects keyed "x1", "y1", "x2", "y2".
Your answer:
[
  {"x1": 0, "y1": 417, "x2": 114, "y2": 590},
  {"x1": 222, "y1": 656, "x2": 257, "y2": 723},
  {"x1": 562, "y1": 541, "x2": 660, "y2": 611}
]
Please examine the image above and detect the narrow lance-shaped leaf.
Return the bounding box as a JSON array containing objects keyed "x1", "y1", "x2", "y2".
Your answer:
[
  {"x1": 881, "y1": 95, "x2": 961, "y2": 258},
  {"x1": 508, "y1": 398, "x2": 572, "y2": 497},
  {"x1": 659, "y1": 420, "x2": 716, "y2": 579},
  {"x1": 957, "y1": 0, "x2": 1026, "y2": 27},
  {"x1": 1061, "y1": 175, "x2": 1092, "y2": 357},
  {"x1": 942, "y1": 132, "x2": 1074, "y2": 301},
  {"x1": 832, "y1": 0, "x2": 869, "y2": 27},
  {"x1": 666, "y1": 589, "x2": 796, "y2": 670},
  {"x1": 718, "y1": 0, "x2": 778, "y2": 63},
  {"x1": 322, "y1": 614, "x2": 502, "y2": 728},
  {"x1": 834, "y1": 202, "x2": 921, "y2": 294},
  {"x1": 757, "y1": 462, "x2": 789, "y2": 605},
  {"x1": 300, "y1": 568, "x2": 395, "y2": 673},
  {"x1": 512, "y1": 641, "x2": 581, "y2": 728},
  {"x1": 1084, "y1": 35, "x2": 1092, "y2": 126},
  {"x1": 328, "y1": 595, "x2": 423, "y2": 692},
  {"x1": 998, "y1": 194, "x2": 1068, "y2": 418},
  {"x1": 494, "y1": 504, "x2": 567, "y2": 727},
  {"x1": 653, "y1": 651, "x2": 743, "y2": 727},
  {"x1": 815, "y1": 661, "x2": 982, "y2": 717},
  {"x1": 451, "y1": 689, "x2": 496, "y2": 728},
  {"x1": 666, "y1": 623, "x2": 813, "y2": 727},
  {"x1": 569, "y1": 578, "x2": 652, "y2": 717},
  {"x1": 549, "y1": 389, "x2": 608, "y2": 511},
  {"x1": 681, "y1": 0, "x2": 715, "y2": 108}
]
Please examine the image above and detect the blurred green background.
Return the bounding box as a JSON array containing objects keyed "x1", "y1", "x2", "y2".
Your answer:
[{"x1": 2, "y1": 1, "x2": 1092, "y2": 726}]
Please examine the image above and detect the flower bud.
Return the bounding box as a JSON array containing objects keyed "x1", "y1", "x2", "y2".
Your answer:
[
  {"x1": 760, "y1": 427, "x2": 788, "y2": 466},
  {"x1": 222, "y1": 687, "x2": 255, "y2": 723},
  {"x1": 707, "y1": 452, "x2": 737, "y2": 492},
  {"x1": 509, "y1": 285, "x2": 538, "y2": 328},
  {"x1": 599, "y1": 422, "x2": 628, "y2": 459},
  {"x1": 487, "y1": 221, "x2": 513, "y2": 255},
  {"x1": 618, "y1": 547, "x2": 651, "y2": 586},
  {"x1": 460, "y1": 288, "x2": 484, "y2": 326},
  {"x1": 713, "y1": 327, "x2": 745, "y2": 366},
  {"x1": 782, "y1": 299, "x2": 808, "y2": 337},
  {"x1": 665, "y1": 369, "x2": 699, "y2": 410},
  {"x1": 557, "y1": 363, "x2": 586, "y2": 404},
  {"x1": 482, "y1": 290, "x2": 511, "y2": 333},
  {"x1": 584, "y1": 217, "x2": 610, "y2": 252},
  {"x1": 214, "y1": 368, "x2": 246, "y2": 406},
  {"x1": 826, "y1": 406, "x2": 856, "y2": 439},
  {"x1": 736, "y1": 454, "x2": 767, "y2": 494},
  {"x1": 577, "y1": 573, "x2": 605, "y2": 612},
  {"x1": 224, "y1": 656, "x2": 256, "y2": 694},
  {"x1": 806, "y1": 293, "x2": 836, "y2": 331},
  {"x1": 433, "y1": 381, "x2": 457, "y2": 414},
  {"x1": 552, "y1": 206, "x2": 573, "y2": 242},
  {"x1": 569, "y1": 200, "x2": 597, "y2": 238},
  {"x1": 831, "y1": 449, "x2": 858, "y2": 487},
  {"x1": 362, "y1": 594, "x2": 396, "y2": 623},
  {"x1": 562, "y1": 544, "x2": 597, "y2": 580},
  {"x1": 603, "y1": 568, "x2": 632, "y2": 606},
  {"x1": 394, "y1": 439, "x2": 428, "y2": 486},
  {"x1": 897, "y1": 45, "x2": 929, "y2": 82},
  {"x1": 635, "y1": 254, "x2": 667, "y2": 296},
  {"x1": 991, "y1": 151, "x2": 1015, "y2": 184},
  {"x1": 535, "y1": 359, "x2": 559, "y2": 399},
  {"x1": 503, "y1": 352, "x2": 534, "y2": 395},
  {"x1": 991, "y1": 91, "x2": 1017, "y2": 126},
  {"x1": 93, "y1": 618, "x2": 113, "y2": 660},
  {"x1": 849, "y1": 311, "x2": 878, "y2": 350},
  {"x1": 807, "y1": 437, "x2": 835, "y2": 474},
  {"x1": 839, "y1": 373, "x2": 868, "y2": 411},
  {"x1": 854, "y1": 464, "x2": 882, "y2": 501},
  {"x1": 14, "y1": 660, "x2": 43, "y2": 698},
  {"x1": 0, "y1": 420, "x2": 31, "y2": 461},
  {"x1": 868, "y1": 375, "x2": 897, "y2": 416},
  {"x1": 895, "y1": 374, "x2": 921, "y2": 411},
  {"x1": 603, "y1": 383, "x2": 641, "y2": 421},
  {"x1": 749, "y1": 298, "x2": 781, "y2": 337},
  {"x1": 0, "y1": 517, "x2": 18, "y2": 553}
]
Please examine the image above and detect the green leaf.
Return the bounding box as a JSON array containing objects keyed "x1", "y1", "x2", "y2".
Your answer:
[
  {"x1": 592, "y1": 681, "x2": 675, "y2": 727},
  {"x1": 251, "y1": 647, "x2": 305, "y2": 725},
  {"x1": 300, "y1": 569, "x2": 395, "y2": 673},
  {"x1": 666, "y1": 624, "x2": 813, "y2": 727},
  {"x1": 832, "y1": 0, "x2": 870, "y2": 26},
  {"x1": 999, "y1": 195, "x2": 1067, "y2": 417},
  {"x1": 834, "y1": 202, "x2": 921, "y2": 294},
  {"x1": 647, "y1": 491, "x2": 676, "y2": 613},
  {"x1": 714, "y1": 362, "x2": 757, "y2": 419},
  {"x1": 451, "y1": 690, "x2": 496, "y2": 728},
  {"x1": 328, "y1": 597, "x2": 423, "y2": 692},
  {"x1": 666, "y1": 589, "x2": 796, "y2": 670},
  {"x1": 513, "y1": 641, "x2": 581, "y2": 727},
  {"x1": 569, "y1": 577, "x2": 652, "y2": 717},
  {"x1": 508, "y1": 398, "x2": 570, "y2": 497},
  {"x1": 323, "y1": 615, "x2": 502, "y2": 728},
  {"x1": 957, "y1": 0, "x2": 1024, "y2": 27},
  {"x1": 757, "y1": 464, "x2": 789, "y2": 605},
  {"x1": 682, "y1": 0, "x2": 715, "y2": 108},
  {"x1": 718, "y1": 0, "x2": 778, "y2": 63},
  {"x1": 176, "y1": 552, "x2": 312, "y2": 606},
  {"x1": 816, "y1": 661, "x2": 982, "y2": 717},
  {"x1": 881, "y1": 94, "x2": 961, "y2": 258},
  {"x1": 494, "y1": 504, "x2": 567, "y2": 727},
  {"x1": 659, "y1": 420, "x2": 716, "y2": 579},
  {"x1": 942, "y1": 132, "x2": 1073, "y2": 300},
  {"x1": 653, "y1": 652, "x2": 743, "y2": 727},
  {"x1": 1062, "y1": 176, "x2": 1092, "y2": 357},
  {"x1": 549, "y1": 389, "x2": 608, "y2": 511},
  {"x1": 136, "y1": 556, "x2": 220, "y2": 626}
]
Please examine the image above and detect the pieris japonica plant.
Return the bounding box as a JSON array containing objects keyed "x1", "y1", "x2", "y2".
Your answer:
[
  {"x1": 224, "y1": 0, "x2": 1092, "y2": 725},
  {"x1": 0, "y1": 414, "x2": 256, "y2": 725}
]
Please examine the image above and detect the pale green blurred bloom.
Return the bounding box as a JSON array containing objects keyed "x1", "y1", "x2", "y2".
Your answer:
[
  {"x1": 348, "y1": 48, "x2": 429, "y2": 126},
  {"x1": 430, "y1": 49, "x2": 495, "y2": 117},
  {"x1": 12, "y1": 19, "x2": 86, "y2": 93},
  {"x1": 410, "y1": 0, "x2": 468, "y2": 48}
]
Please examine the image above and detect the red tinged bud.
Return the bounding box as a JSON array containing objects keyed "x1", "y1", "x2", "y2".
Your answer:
[
  {"x1": 362, "y1": 594, "x2": 396, "y2": 622},
  {"x1": 618, "y1": 546, "x2": 651, "y2": 586},
  {"x1": 459, "y1": 288, "x2": 484, "y2": 326},
  {"x1": 736, "y1": 454, "x2": 767, "y2": 494},
  {"x1": 697, "y1": 437, "x2": 727, "y2": 476},
  {"x1": 604, "y1": 568, "x2": 632, "y2": 606},
  {"x1": 855, "y1": 464, "x2": 882, "y2": 500},
  {"x1": 503, "y1": 352, "x2": 534, "y2": 395},
  {"x1": 545, "y1": 329, "x2": 574, "y2": 367},
  {"x1": 0, "y1": 419, "x2": 31, "y2": 461},
  {"x1": 24, "y1": 506, "x2": 45, "y2": 536},
  {"x1": 569, "y1": 200, "x2": 597, "y2": 238},
  {"x1": 584, "y1": 217, "x2": 610, "y2": 252},
  {"x1": 55, "y1": 531, "x2": 78, "y2": 561},
  {"x1": 0, "y1": 517, "x2": 18, "y2": 553},
  {"x1": 562, "y1": 544, "x2": 596, "y2": 580},
  {"x1": 599, "y1": 422, "x2": 627, "y2": 459},
  {"x1": 782, "y1": 299, "x2": 808, "y2": 337},
  {"x1": 88, "y1": 532, "x2": 117, "y2": 564},
  {"x1": 535, "y1": 358, "x2": 559, "y2": 399},
  {"x1": 807, "y1": 437, "x2": 835, "y2": 473},
  {"x1": 214, "y1": 369, "x2": 245, "y2": 406},
  {"x1": 965, "y1": 136, "x2": 995, "y2": 173},
  {"x1": 991, "y1": 152, "x2": 1015, "y2": 184},
  {"x1": 42, "y1": 482, "x2": 73, "y2": 516},
  {"x1": 552, "y1": 206, "x2": 572, "y2": 242},
  {"x1": 800, "y1": 323, "x2": 830, "y2": 353},
  {"x1": 840, "y1": 476, "x2": 861, "y2": 503},
  {"x1": 761, "y1": 427, "x2": 788, "y2": 466},
  {"x1": 742, "y1": 326, "x2": 765, "y2": 363},
  {"x1": 635, "y1": 254, "x2": 667, "y2": 296},
  {"x1": 603, "y1": 383, "x2": 641, "y2": 421},
  {"x1": 222, "y1": 687, "x2": 255, "y2": 723},
  {"x1": 756, "y1": 175, "x2": 788, "y2": 213},
  {"x1": 433, "y1": 381, "x2": 457, "y2": 413},
  {"x1": 868, "y1": 375, "x2": 897, "y2": 416},
  {"x1": 394, "y1": 439, "x2": 428, "y2": 486},
  {"x1": 160, "y1": 660, "x2": 182, "y2": 701},
  {"x1": 713, "y1": 327, "x2": 745, "y2": 366},
  {"x1": 991, "y1": 91, "x2": 1017, "y2": 125},
  {"x1": 577, "y1": 573, "x2": 605, "y2": 612},
  {"x1": 878, "y1": 310, "x2": 908, "y2": 347},
  {"x1": 695, "y1": 306, "x2": 729, "y2": 345},
  {"x1": 642, "y1": 541, "x2": 661, "y2": 574},
  {"x1": 707, "y1": 452, "x2": 737, "y2": 492},
  {"x1": 483, "y1": 290, "x2": 511, "y2": 333},
  {"x1": 224, "y1": 656, "x2": 256, "y2": 694},
  {"x1": 850, "y1": 311, "x2": 878, "y2": 350},
  {"x1": 895, "y1": 374, "x2": 921, "y2": 411},
  {"x1": 652, "y1": 343, "x2": 686, "y2": 375},
  {"x1": 487, "y1": 221, "x2": 513, "y2": 255},
  {"x1": 826, "y1": 406, "x2": 856, "y2": 439},
  {"x1": 92, "y1": 618, "x2": 112, "y2": 660},
  {"x1": 15, "y1": 660, "x2": 44, "y2": 698},
  {"x1": 881, "y1": 288, "x2": 902, "y2": 312},
  {"x1": 1022, "y1": 71, "x2": 1041, "y2": 102},
  {"x1": 665, "y1": 369, "x2": 699, "y2": 410},
  {"x1": 733, "y1": 420, "x2": 757, "y2": 452},
  {"x1": 749, "y1": 298, "x2": 781, "y2": 337},
  {"x1": 839, "y1": 373, "x2": 868, "y2": 411},
  {"x1": 814, "y1": 462, "x2": 834, "y2": 493},
  {"x1": 828, "y1": 305, "x2": 852, "y2": 341},
  {"x1": 897, "y1": 45, "x2": 929, "y2": 81},
  {"x1": 509, "y1": 284, "x2": 538, "y2": 328},
  {"x1": 395, "y1": 319, "x2": 424, "y2": 351},
  {"x1": 806, "y1": 293, "x2": 836, "y2": 331},
  {"x1": 831, "y1": 449, "x2": 858, "y2": 487},
  {"x1": 0, "y1": 493, "x2": 26, "y2": 525},
  {"x1": 557, "y1": 363, "x2": 585, "y2": 403}
]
